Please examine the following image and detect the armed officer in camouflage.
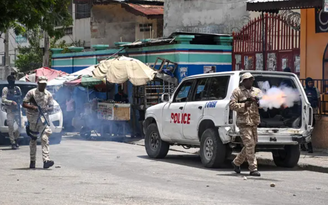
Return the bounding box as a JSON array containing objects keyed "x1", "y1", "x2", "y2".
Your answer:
[
  {"x1": 230, "y1": 73, "x2": 262, "y2": 177},
  {"x1": 1, "y1": 74, "x2": 22, "y2": 149},
  {"x1": 23, "y1": 76, "x2": 54, "y2": 169}
]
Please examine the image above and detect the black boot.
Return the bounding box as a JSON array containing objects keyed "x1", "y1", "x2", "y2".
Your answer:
[
  {"x1": 43, "y1": 160, "x2": 54, "y2": 169},
  {"x1": 29, "y1": 161, "x2": 36, "y2": 169},
  {"x1": 300, "y1": 144, "x2": 307, "y2": 151},
  {"x1": 231, "y1": 161, "x2": 241, "y2": 174},
  {"x1": 11, "y1": 143, "x2": 17, "y2": 150},
  {"x1": 15, "y1": 139, "x2": 20, "y2": 148},
  {"x1": 250, "y1": 170, "x2": 261, "y2": 177},
  {"x1": 307, "y1": 142, "x2": 313, "y2": 153}
]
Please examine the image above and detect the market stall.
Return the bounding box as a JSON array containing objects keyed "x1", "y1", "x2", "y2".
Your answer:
[{"x1": 91, "y1": 56, "x2": 157, "y2": 139}]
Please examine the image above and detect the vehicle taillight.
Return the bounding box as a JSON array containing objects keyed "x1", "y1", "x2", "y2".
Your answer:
[
  {"x1": 308, "y1": 108, "x2": 312, "y2": 126},
  {"x1": 229, "y1": 109, "x2": 233, "y2": 124}
]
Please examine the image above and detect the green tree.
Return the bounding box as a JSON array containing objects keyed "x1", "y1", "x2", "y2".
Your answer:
[
  {"x1": 15, "y1": 29, "x2": 43, "y2": 72},
  {"x1": 0, "y1": 0, "x2": 72, "y2": 37},
  {"x1": 16, "y1": 29, "x2": 86, "y2": 72}
]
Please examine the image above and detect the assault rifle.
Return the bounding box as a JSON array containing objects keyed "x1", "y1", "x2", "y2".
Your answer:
[
  {"x1": 239, "y1": 97, "x2": 261, "y2": 104},
  {"x1": 30, "y1": 96, "x2": 50, "y2": 126}
]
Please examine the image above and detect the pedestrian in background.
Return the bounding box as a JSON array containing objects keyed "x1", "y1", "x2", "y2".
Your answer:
[
  {"x1": 302, "y1": 77, "x2": 320, "y2": 153},
  {"x1": 23, "y1": 76, "x2": 55, "y2": 169},
  {"x1": 65, "y1": 92, "x2": 75, "y2": 131},
  {"x1": 230, "y1": 73, "x2": 262, "y2": 177},
  {"x1": 1, "y1": 74, "x2": 22, "y2": 149}
]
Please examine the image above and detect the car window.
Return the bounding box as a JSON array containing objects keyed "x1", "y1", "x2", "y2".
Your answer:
[
  {"x1": 203, "y1": 76, "x2": 230, "y2": 100},
  {"x1": 173, "y1": 80, "x2": 194, "y2": 102},
  {"x1": 193, "y1": 78, "x2": 208, "y2": 101}
]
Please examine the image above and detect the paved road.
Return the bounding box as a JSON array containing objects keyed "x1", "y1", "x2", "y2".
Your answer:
[{"x1": 0, "y1": 136, "x2": 327, "y2": 205}]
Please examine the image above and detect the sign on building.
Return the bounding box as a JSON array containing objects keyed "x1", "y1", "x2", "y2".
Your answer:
[
  {"x1": 15, "y1": 35, "x2": 27, "y2": 44},
  {"x1": 324, "y1": 0, "x2": 328, "y2": 13},
  {"x1": 315, "y1": 8, "x2": 328, "y2": 33}
]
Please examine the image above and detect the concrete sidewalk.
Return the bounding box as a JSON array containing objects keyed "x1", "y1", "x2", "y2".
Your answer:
[{"x1": 126, "y1": 138, "x2": 328, "y2": 173}]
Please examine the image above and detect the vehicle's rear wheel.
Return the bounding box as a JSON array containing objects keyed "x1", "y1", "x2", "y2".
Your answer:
[
  {"x1": 200, "y1": 128, "x2": 227, "y2": 168},
  {"x1": 145, "y1": 123, "x2": 169, "y2": 158},
  {"x1": 272, "y1": 145, "x2": 300, "y2": 168}
]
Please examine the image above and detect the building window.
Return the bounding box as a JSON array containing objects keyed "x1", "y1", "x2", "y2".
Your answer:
[
  {"x1": 54, "y1": 27, "x2": 73, "y2": 35},
  {"x1": 139, "y1": 24, "x2": 153, "y2": 32},
  {"x1": 76, "y1": 3, "x2": 91, "y2": 19},
  {"x1": 64, "y1": 27, "x2": 73, "y2": 35}
]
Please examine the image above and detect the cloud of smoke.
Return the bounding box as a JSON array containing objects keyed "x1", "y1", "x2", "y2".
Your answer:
[{"x1": 257, "y1": 81, "x2": 300, "y2": 110}]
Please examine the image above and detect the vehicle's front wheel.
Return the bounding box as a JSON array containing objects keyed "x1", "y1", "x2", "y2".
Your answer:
[
  {"x1": 272, "y1": 145, "x2": 300, "y2": 168},
  {"x1": 200, "y1": 128, "x2": 227, "y2": 168},
  {"x1": 145, "y1": 123, "x2": 169, "y2": 158},
  {"x1": 50, "y1": 133, "x2": 63, "y2": 145}
]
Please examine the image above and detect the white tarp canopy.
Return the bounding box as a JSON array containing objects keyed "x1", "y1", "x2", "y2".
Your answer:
[
  {"x1": 92, "y1": 56, "x2": 157, "y2": 86},
  {"x1": 71, "y1": 65, "x2": 95, "y2": 76},
  {"x1": 47, "y1": 75, "x2": 79, "y2": 86}
]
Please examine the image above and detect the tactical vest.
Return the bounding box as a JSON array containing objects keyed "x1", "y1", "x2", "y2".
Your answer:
[{"x1": 7, "y1": 86, "x2": 21, "y2": 102}]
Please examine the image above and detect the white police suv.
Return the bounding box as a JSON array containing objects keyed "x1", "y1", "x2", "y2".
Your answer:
[{"x1": 143, "y1": 71, "x2": 314, "y2": 168}]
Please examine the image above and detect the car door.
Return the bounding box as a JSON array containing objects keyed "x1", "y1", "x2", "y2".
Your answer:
[
  {"x1": 202, "y1": 76, "x2": 231, "y2": 127},
  {"x1": 182, "y1": 78, "x2": 208, "y2": 140},
  {"x1": 162, "y1": 80, "x2": 195, "y2": 140}
]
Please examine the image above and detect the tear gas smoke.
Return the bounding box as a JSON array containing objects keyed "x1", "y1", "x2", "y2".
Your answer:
[{"x1": 257, "y1": 81, "x2": 300, "y2": 110}]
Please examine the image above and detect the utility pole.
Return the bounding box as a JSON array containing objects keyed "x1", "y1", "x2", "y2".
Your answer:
[
  {"x1": 43, "y1": 31, "x2": 50, "y2": 67},
  {"x1": 4, "y1": 30, "x2": 10, "y2": 78}
]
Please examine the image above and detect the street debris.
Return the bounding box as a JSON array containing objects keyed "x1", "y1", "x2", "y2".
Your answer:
[
  {"x1": 55, "y1": 165, "x2": 61, "y2": 168},
  {"x1": 270, "y1": 183, "x2": 275, "y2": 187},
  {"x1": 206, "y1": 185, "x2": 209, "y2": 187},
  {"x1": 17, "y1": 179, "x2": 19, "y2": 181},
  {"x1": 117, "y1": 156, "x2": 120, "y2": 159},
  {"x1": 243, "y1": 176, "x2": 247, "y2": 180}
]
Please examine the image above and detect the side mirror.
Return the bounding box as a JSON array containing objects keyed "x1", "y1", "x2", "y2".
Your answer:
[{"x1": 161, "y1": 93, "x2": 170, "y2": 102}]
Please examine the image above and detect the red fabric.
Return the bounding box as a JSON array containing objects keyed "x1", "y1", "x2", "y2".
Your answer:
[{"x1": 26, "y1": 67, "x2": 68, "y2": 82}]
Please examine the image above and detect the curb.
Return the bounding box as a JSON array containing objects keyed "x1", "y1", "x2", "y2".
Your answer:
[{"x1": 126, "y1": 140, "x2": 328, "y2": 174}]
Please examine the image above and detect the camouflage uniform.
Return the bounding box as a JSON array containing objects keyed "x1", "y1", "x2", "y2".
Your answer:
[
  {"x1": 229, "y1": 84, "x2": 262, "y2": 172},
  {"x1": 23, "y1": 78, "x2": 54, "y2": 162},
  {"x1": 2, "y1": 86, "x2": 22, "y2": 145}
]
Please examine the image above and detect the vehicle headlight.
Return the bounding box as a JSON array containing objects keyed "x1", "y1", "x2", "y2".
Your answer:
[{"x1": 53, "y1": 105, "x2": 62, "y2": 114}]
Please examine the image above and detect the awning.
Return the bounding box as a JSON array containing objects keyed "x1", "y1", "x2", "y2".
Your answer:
[
  {"x1": 121, "y1": 3, "x2": 163, "y2": 18},
  {"x1": 64, "y1": 76, "x2": 103, "y2": 87},
  {"x1": 25, "y1": 67, "x2": 68, "y2": 83},
  {"x1": 247, "y1": 0, "x2": 322, "y2": 12}
]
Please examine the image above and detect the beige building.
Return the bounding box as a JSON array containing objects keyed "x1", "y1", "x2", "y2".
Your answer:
[{"x1": 90, "y1": 1, "x2": 164, "y2": 46}]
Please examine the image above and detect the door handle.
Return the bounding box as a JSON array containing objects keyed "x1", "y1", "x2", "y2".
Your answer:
[
  {"x1": 179, "y1": 107, "x2": 183, "y2": 110},
  {"x1": 198, "y1": 106, "x2": 202, "y2": 110}
]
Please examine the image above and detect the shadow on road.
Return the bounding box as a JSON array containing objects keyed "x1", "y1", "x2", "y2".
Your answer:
[
  {"x1": 12, "y1": 168, "x2": 52, "y2": 171},
  {"x1": 0, "y1": 148, "x2": 15, "y2": 151},
  {"x1": 138, "y1": 154, "x2": 302, "y2": 174},
  {"x1": 63, "y1": 134, "x2": 143, "y2": 144}
]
